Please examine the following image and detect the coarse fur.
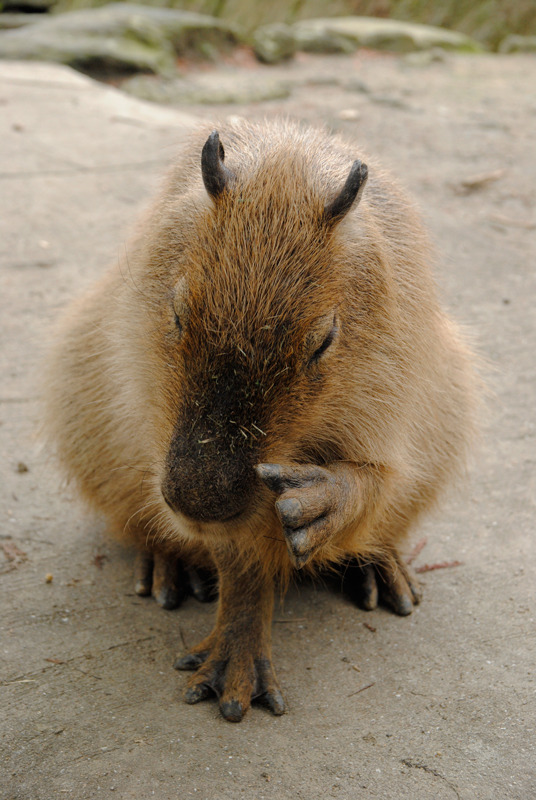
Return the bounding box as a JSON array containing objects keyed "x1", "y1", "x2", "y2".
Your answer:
[{"x1": 44, "y1": 118, "x2": 478, "y2": 718}]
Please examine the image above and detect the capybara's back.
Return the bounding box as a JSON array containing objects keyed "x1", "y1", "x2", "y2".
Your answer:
[{"x1": 44, "y1": 119, "x2": 478, "y2": 721}]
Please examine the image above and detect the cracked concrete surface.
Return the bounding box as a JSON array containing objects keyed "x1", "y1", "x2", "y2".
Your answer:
[{"x1": 1, "y1": 53, "x2": 535, "y2": 799}]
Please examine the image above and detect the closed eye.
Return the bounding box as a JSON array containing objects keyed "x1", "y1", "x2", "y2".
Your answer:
[{"x1": 309, "y1": 319, "x2": 338, "y2": 365}]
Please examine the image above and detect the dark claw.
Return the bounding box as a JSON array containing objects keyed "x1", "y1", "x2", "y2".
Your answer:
[
  {"x1": 375, "y1": 565, "x2": 416, "y2": 616},
  {"x1": 174, "y1": 651, "x2": 208, "y2": 671},
  {"x1": 284, "y1": 528, "x2": 309, "y2": 559},
  {"x1": 252, "y1": 658, "x2": 286, "y2": 715},
  {"x1": 134, "y1": 552, "x2": 153, "y2": 596},
  {"x1": 256, "y1": 689, "x2": 286, "y2": 716},
  {"x1": 135, "y1": 579, "x2": 152, "y2": 597},
  {"x1": 283, "y1": 524, "x2": 327, "y2": 569},
  {"x1": 407, "y1": 576, "x2": 423, "y2": 605},
  {"x1": 388, "y1": 592, "x2": 414, "y2": 616},
  {"x1": 155, "y1": 586, "x2": 185, "y2": 610},
  {"x1": 187, "y1": 566, "x2": 218, "y2": 603},
  {"x1": 257, "y1": 462, "x2": 327, "y2": 493},
  {"x1": 255, "y1": 463, "x2": 286, "y2": 493},
  {"x1": 220, "y1": 700, "x2": 244, "y2": 722},
  {"x1": 359, "y1": 564, "x2": 379, "y2": 610},
  {"x1": 276, "y1": 496, "x2": 303, "y2": 528},
  {"x1": 185, "y1": 684, "x2": 211, "y2": 704}
]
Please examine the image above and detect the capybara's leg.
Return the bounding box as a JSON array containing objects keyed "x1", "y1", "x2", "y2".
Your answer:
[{"x1": 174, "y1": 557, "x2": 284, "y2": 722}]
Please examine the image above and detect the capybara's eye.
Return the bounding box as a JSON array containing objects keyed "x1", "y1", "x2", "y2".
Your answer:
[
  {"x1": 309, "y1": 318, "x2": 338, "y2": 365},
  {"x1": 173, "y1": 311, "x2": 182, "y2": 331}
]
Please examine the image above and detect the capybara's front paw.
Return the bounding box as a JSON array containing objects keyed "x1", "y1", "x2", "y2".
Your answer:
[
  {"x1": 256, "y1": 462, "x2": 355, "y2": 567},
  {"x1": 174, "y1": 635, "x2": 285, "y2": 722}
]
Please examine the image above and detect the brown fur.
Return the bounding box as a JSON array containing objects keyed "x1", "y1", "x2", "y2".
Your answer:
[{"x1": 44, "y1": 119, "x2": 478, "y2": 718}]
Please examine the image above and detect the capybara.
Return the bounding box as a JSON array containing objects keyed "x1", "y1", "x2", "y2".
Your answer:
[{"x1": 44, "y1": 119, "x2": 478, "y2": 722}]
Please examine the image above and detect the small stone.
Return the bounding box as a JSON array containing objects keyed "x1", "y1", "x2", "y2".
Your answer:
[
  {"x1": 16, "y1": 461, "x2": 29, "y2": 473},
  {"x1": 45, "y1": 573, "x2": 54, "y2": 583},
  {"x1": 338, "y1": 108, "x2": 360, "y2": 121}
]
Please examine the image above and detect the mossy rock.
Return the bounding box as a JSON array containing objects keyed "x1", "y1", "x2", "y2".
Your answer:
[
  {"x1": 1, "y1": 0, "x2": 57, "y2": 10},
  {"x1": 292, "y1": 16, "x2": 482, "y2": 55},
  {"x1": 0, "y1": 3, "x2": 243, "y2": 75},
  {"x1": 0, "y1": 13, "x2": 37, "y2": 29},
  {"x1": 499, "y1": 35, "x2": 536, "y2": 54},
  {"x1": 251, "y1": 23, "x2": 296, "y2": 64}
]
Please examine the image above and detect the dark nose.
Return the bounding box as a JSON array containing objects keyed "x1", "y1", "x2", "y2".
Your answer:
[{"x1": 162, "y1": 434, "x2": 255, "y2": 523}]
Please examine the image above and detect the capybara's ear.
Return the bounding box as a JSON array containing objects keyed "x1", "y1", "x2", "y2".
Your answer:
[
  {"x1": 323, "y1": 160, "x2": 368, "y2": 224},
  {"x1": 201, "y1": 130, "x2": 234, "y2": 199}
]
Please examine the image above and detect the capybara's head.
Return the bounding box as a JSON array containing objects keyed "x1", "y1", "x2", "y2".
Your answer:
[{"x1": 138, "y1": 126, "x2": 371, "y2": 528}]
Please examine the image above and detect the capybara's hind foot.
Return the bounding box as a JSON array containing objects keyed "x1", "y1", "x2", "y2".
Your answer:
[
  {"x1": 341, "y1": 554, "x2": 422, "y2": 616},
  {"x1": 134, "y1": 551, "x2": 216, "y2": 609},
  {"x1": 134, "y1": 550, "x2": 187, "y2": 609},
  {"x1": 185, "y1": 565, "x2": 218, "y2": 603},
  {"x1": 174, "y1": 638, "x2": 285, "y2": 722}
]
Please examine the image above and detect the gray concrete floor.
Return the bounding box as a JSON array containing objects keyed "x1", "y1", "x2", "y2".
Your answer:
[{"x1": 1, "y1": 53, "x2": 535, "y2": 799}]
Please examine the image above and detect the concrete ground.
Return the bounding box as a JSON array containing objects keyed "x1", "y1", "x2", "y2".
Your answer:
[{"x1": 1, "y1": 51, "x2": 535, "y2": 799}]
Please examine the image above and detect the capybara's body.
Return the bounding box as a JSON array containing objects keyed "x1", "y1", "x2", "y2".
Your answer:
[{"x1": 45, "y1": 119, "x2": 477, "y2": 721}]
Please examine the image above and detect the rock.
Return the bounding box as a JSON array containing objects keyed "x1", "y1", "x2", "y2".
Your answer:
[
  {"x1": 499, "y1": 35, "x2": 536, "y2": 54},
  {"x1": 292, "y1": 21, "x2": 356, "y2": 55},
  {"x1": 2, "y1": 0, "x2": 57, "y2": 10},
  {"x1": 122, "y1": 71, "x2": 290, "y2": 105},
  {"x1": 292, "y1": 17, "x2": 482, "y2": 55},
  {"x1": 0, "y1": 3, "x2": 243, "y2": 76},
  {"x1": 252, "y1": 23, "x2": 296, "y2": 64},
  {"x1": 0, "y1": 24, "x2": 175, "y2": 76},
  {"x1": 0, "y1": 13, "x2": 36, "y2": 30}
]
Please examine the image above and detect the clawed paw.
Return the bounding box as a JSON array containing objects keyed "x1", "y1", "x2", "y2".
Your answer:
[
  {"x1": 256, "y1": 462, "x2": 350, "y2": 568},
  {"x1": 134, "y1": 551, "x2": 217, "y2": 609},
  {"x1": 339, "y1": 555, "x2": 422, "y2": 616},
  {"x1": 174, "y1": 642, "x2": 285, "y2": 722}
]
